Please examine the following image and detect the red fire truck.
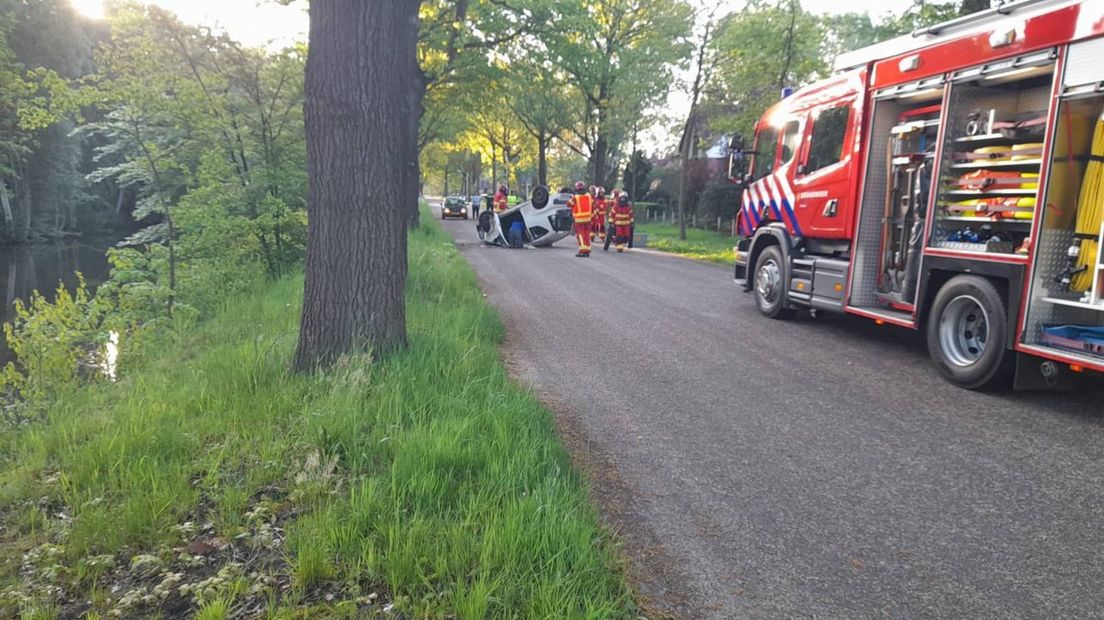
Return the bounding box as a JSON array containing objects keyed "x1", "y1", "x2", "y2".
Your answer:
[{"x1": 731, "y1": 0, "x2": 1104, "y2": 389}]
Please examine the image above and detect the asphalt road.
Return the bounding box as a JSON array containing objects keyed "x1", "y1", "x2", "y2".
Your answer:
[{"x1": 432, "y1": 203, "x2": 1104, "y2": 619}]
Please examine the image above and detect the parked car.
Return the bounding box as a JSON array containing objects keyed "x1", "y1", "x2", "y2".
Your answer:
[
  {"x1": 441, "y1": 196, "x2": 468, "y2": 219},
  {"x1": 477, "y1": 186, "x2": 574, "y2": 248}
]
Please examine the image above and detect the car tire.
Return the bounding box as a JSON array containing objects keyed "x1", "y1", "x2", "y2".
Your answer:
[
  {"x1": 926, "y1": 275, "x2": 1013, "y2": 390},
  {"x1": 752, "y1": 245, "x2": 793, "y2": 319}
]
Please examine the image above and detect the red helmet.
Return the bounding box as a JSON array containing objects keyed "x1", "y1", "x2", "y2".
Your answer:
[{"x1": 574, "y1": 181, "x2": 587, "y2": 193}]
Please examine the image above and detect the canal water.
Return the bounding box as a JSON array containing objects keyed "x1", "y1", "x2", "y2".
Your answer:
[{"x1": 0, "y1": 237, "x2": 114, "y2": 365}]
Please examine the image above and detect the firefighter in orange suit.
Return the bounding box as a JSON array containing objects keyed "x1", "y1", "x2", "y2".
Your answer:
[
  {"x1": 493, "y1": 184, "x2": 509, "y2": 213},
  {"x1": 592, "y1": 188, "x2": 608, "y2": 242},
  {"x1": 612, "y1": 193, "x2": 634, "y2": 253},
  {"x1": 567, "y1": 181, "x2": 593, "y2": 257}
]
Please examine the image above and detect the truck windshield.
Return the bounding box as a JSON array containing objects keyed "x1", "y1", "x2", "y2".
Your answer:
[{"x1": 752, "y1": 127, "x2": 778, "y2": 179}]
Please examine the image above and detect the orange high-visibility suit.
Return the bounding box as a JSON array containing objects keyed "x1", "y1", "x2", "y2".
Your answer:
[
  {"x1": 611, "y1": 199, "x2": 634, "y2": 253},
  {"x1": 568, "y1": 193, "x2": 593, "y2": 256},
  {"x1": 493, "y1": 190, "x2": 508, "y2": 213},
  {"x1": 592, "y1": 197, "x2": 608, "y2": 241}
]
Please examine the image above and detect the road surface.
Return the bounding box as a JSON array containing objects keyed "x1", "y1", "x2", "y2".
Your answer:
[{"x1": 433, "y1": 203, "x2": 1104, "y2": 619}]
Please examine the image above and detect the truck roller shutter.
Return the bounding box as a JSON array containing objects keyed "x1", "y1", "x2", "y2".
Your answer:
[
  {"x1": 1064, "y1": 37, "x2": 1104, "y2": 97},
  {"x1": 951, "y1": 48, "x2": 1056, "y2": 84}
]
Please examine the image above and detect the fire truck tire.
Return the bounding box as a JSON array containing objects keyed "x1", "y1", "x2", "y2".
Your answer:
[
  {"x1": 926, "y1": 275, "x2": 1014, "y2": 390},
  {"x1": 753, "y1": 245, "x2": 793, "y2": 319}
]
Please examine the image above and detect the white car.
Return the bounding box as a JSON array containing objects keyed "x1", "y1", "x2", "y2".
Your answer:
[{"x1": 476, "y1": 186, "x2": 574, "y2": 248}]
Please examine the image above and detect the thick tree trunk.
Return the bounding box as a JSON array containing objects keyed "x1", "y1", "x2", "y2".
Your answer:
[
  {"x1": 294, "y1": 0, "x2": 419, "y2": 371},
  {"x1": 406, "y1": 76, "x2": 426, "y2": 230},
  {"x1": 592, "y1": 134, "x2": 609, "y2": 188}
]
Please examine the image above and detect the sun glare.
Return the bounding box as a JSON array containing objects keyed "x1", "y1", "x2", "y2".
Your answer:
[{"x1": 68, "y1": 0, "x2": 106, "y2": 20}]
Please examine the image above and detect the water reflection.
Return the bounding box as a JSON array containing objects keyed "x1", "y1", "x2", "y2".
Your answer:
[{"x1": 0, "y1": 238, "x2": 113, "y2": 365}]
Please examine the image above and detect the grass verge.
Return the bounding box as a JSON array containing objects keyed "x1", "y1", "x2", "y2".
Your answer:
[
  {"x1": 636, "y1": 223, "x2": 736, "y2": 265},
  {"x1": 0, "y1": 210, "x2": 635, "y2": 618}
]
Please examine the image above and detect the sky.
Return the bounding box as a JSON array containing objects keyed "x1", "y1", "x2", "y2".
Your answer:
[{"x1": 66, "y1": 0, "x2": 920, "y2": 153}]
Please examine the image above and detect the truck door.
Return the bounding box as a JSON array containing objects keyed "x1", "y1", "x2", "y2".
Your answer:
[
  {"x1": 743, "y1": 125, "x2": 781, "y2": 231},
  {"x1": 792, "y1": 101, "x2": 855, "y2": 239}
]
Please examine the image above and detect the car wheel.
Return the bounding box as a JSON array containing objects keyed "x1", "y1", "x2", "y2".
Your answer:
[
  {"x1": 753, "y1": 244, "x2": 793, "y2": 319},
  {"x1": 926, "y1": 275, "x2": 1013, "y2": 390}
]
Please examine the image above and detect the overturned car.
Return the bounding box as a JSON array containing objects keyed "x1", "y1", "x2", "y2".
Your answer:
[{"x1": 476, "y1": 186, "x2": 574, "y2": 248}]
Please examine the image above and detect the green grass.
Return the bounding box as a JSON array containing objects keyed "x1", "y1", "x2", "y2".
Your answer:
[
  {"x1": 636, "y1": 222, "x2": 737, "y2": 265},
  {"x1": 0, "y1": 210, "x2": 635, "y2": 618}
]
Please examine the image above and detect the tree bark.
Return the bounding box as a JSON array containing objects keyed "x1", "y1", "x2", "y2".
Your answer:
[
  {"x1": 537, "y1": 132, "x2": 548, "y2": 187},
  {"x1": 0, "y1": 182, "x2": 13, "y2": 239},
  {"x1": 293, "y1": 0, "x2": 419, "y2": 371},
  {"x1": 678, "y1": 120, "x2": 693, "y2": 241}
]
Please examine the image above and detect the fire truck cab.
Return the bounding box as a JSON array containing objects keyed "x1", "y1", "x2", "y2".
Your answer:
[{"x1": 732, "y1": 0, "x2": 1104, "y2": 389}]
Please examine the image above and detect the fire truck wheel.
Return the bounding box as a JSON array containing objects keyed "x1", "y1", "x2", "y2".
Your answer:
[
  {"x1": 926, "y1": 275, "x2": 1014, "y2": 390},
  {"x1": 753, "y1": 245, "x2": 793, "y2": 319}
]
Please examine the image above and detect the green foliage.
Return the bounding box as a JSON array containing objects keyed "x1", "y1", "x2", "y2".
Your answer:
[
  {"x1": 0, "y1": 276, "x2": 102, "y2": 412},
  {"x1": 0, "y1": 215, "x2": 635, "y2": 616},
  {"x1": 621, "y1": 150, "x2": 652, "y2": 199},
  {"x1": 546, "y1": 0, "x2": 693, "y2": 184},
  {"x1": 636, "y1": 222, "x2": 736, "y2": 264},
  {"x1": 708, "y1": 0, "x2": 828, "y2": 139},
  {"x1": 696, "y1": 179, "x2": 742, "y2": 225}
]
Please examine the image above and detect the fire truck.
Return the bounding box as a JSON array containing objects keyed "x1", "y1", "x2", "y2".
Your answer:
[{"x1": 731, "y1": 0, "x2": 1104, "y2": 389}]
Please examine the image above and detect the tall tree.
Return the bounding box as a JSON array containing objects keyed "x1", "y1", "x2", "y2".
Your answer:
[
  {"x1": 507, "y1": 61, "x2": 571, "y2": 187},
  {"x1": 707, "y1": 0, "x2": 826, "y2": 140},
  {"x1": 678, "y1": 8, "x2": 718, "y2": 240},
  {"x1": 550, "y1": 0, "x2": 692, "y2": 188},
  {"x1": 293, "y1": 0, "x2": 421, "y2": 370}
]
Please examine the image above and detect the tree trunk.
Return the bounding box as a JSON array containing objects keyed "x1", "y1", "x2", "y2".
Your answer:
[
  {"x1": 294, "y1": 0, "x2": 419, "y2": 371},
  {"x1": 678, "y1": 121, "x2": 693, "y2": 241},
  {"x1": 778, "y1": 0, "x2": 798, "y2": 93},
  {"x1": 537, "y1": 133, "x2": 548, "y2": 187},
  {"x1": 16, "y1": 174, "x2": 31, "y2": 243},
  {"x1": 491, "y1": 141, "x2": 498, "y2": 189},
  {"x1": 405, "y1": 73, "x2": 426, "y2": 230},
  {"x1": 592, "y1": 133, "x2": 608, "y2": 188},
  {"x1": 0, "y1": 182, "x2": 13, "y2": 239}
]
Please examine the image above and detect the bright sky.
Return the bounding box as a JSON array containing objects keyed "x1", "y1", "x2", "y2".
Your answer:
[{"x1": 69, "y1": 0, "x2": 308, "y2": 48}]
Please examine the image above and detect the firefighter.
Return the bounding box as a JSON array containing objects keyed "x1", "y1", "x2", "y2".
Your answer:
[
  {"x1": 567, "y1": 181, "x2": 593, "y2": 257},
  {"x1": 612, "y1": 192, "x2": 634, "y2": 253},
  {"x1": 494, "y1": 184, "x2": 509, "y2": 213},
  {"x1": 592, "y1": 188, "x2": 608, "y2": 242}
]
